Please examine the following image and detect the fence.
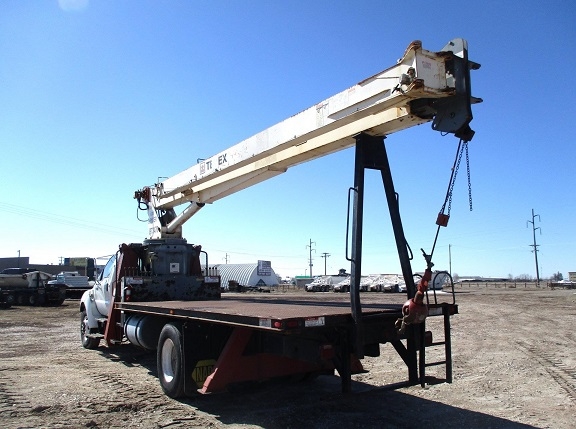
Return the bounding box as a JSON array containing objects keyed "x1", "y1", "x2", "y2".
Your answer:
[{"x1": 455, "y1": 281, "x2": 573, "y2": 289}]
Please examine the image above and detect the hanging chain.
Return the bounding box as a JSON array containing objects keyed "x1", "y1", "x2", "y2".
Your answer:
[
  {"x1": 465, "y1": 142, "x2": 473, "y2": 211},
  {"x1": 431, "y1": 140, "x2": 474, "y2": 260},
  {"x1": 445, "y1": 140, "x2": 473, "y2": 216},
  {"x1": 446, "y1": 143, "x2": 463, "y2": 216}
]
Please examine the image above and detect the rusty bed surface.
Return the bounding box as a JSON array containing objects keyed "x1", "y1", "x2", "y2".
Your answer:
[{"x1": 116, "y1": 294, "x2": 405, "y2": 327}]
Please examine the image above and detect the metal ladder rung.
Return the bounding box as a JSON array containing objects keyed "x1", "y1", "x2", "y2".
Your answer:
[
  {"x1": 425, "y1": 360, "x2": 447, "y2": 368},
  {"x1": 419, "y1": 309, "x2": 454, "y2": 386}
]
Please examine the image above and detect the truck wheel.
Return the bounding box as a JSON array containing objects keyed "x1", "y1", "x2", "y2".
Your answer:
[
  {"x1": 80, "y1": 310, "x2": 100, "y2": 349},
  {"x1": 157, "y1": 324, "x2": 185, "y2": 398}
]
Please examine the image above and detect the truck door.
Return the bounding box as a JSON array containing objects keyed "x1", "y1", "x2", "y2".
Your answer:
[{"x1": 94, "y1": 255, "x2": 116, "y2": 316}]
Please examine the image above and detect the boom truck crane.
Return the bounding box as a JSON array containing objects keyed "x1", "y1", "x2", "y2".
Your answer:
[{"x1": 80, "y1": 38, "x2": 480, "y2": 398}]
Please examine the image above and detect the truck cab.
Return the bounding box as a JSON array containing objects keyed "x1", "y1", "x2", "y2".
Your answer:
[{"x1": 80, "y1": 254, "x2": 116, "y2": 348}]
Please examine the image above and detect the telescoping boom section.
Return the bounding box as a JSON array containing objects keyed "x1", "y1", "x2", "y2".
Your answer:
[{"x1": 136, "y1": 38, "x2": 480, "y2": 240}]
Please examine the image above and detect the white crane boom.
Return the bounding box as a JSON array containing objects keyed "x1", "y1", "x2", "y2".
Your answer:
[{"x1": 136, "y1": 38, "x2": 480, "y2": 240}]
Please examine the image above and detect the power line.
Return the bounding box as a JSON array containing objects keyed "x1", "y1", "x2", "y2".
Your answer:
[{"x1": 0, "y1": 201, "x2": 142, "y2": 238}]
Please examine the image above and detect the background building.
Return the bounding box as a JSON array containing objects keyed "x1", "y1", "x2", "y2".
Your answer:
[
  {"x1": 0, "y1": 256, "x2": 97, "y2": 278},
  {"x1": 211, "y1": 262, "x2": 279, "y2": 290}
]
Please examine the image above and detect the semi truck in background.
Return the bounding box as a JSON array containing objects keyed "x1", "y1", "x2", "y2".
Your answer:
[{"x1": 0, "y1": 268, "x2": 66, "y2": 308}]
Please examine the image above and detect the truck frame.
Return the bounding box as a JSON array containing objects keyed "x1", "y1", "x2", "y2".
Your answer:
[{"x1": 80, "y1": 39, "x2": 480, "y2": 398}]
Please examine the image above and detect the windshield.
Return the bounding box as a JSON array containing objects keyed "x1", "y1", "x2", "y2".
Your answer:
[{"x1": 99, "y1": 255, "x2": 116, "y2": 282}]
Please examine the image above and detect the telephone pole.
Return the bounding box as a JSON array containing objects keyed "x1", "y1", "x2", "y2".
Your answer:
[
  {"x1": 527, "y1": 209, "x2": 541, "y2": 286},
  {"x1": 306, "y1": 239, "x2": 316, "y2": 277},
  {"x1": 320, "y1": 252, "x2": 331, "y2": 275}
]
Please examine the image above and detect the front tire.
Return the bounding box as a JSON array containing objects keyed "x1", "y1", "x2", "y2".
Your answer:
[
  {"x1": 157, "y1": 324, "x2": 185, "y2": 398},
  {"x1": 80, "y1": 309, "x2": 100, "y2": 349}
]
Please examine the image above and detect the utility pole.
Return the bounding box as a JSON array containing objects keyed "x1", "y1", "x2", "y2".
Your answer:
[
  {"x1": 224, "y1": 253, "x2": 230, "y2": 264},
  {"x1": 320, "y1": 252, "x2": 331, "y2": 275},
  {"x1": 17, "y1": 250, "x2": 20, "y2": 268},
  {"x1": 527, "y1": 209, "x2": 541, "y2": 286},
  {"x1": 306, "y1": 239, "x2": 315, "y2": 277}
]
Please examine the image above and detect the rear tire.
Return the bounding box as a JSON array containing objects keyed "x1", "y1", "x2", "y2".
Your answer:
[
  {"x1": 157, "y1": 324, "x2": 185, "y2": 398},
  {"x1": 80, "y1": 309, "x2": 100, "y2": 349}
]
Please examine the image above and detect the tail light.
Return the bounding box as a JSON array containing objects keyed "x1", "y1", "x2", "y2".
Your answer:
[{"x1": 124, "y1": 285, "x2": 133, "y2": 302}]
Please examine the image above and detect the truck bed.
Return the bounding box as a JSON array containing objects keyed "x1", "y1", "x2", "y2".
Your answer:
[{"x1": 117, "y1": 294, "x2": 407, "y2": 331}]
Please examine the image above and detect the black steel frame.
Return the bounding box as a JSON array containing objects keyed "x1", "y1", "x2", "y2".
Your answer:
[{"x1": 347, "y1": 132, "x2": 422, "y2": 383}]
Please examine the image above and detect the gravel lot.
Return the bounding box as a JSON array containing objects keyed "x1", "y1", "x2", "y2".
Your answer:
[{"x1": 1, "y1": 286, "x2": 575, "y2": 429}]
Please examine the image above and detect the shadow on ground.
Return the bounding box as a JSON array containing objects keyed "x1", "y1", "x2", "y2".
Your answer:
[
  {"x1": 97, "y1": 346, "x2": 535, "y2": 429},
  {"x1": 188, "y1": 375, "x2": 537, "y2": 429}
]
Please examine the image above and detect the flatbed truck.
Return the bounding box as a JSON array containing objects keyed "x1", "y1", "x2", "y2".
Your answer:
[
  {"x1": 48, "y1": 271, "x2": 91, "y2": 299},
  {"x1": 80, "y1": 38, "x2": 480, "y2": 398}
]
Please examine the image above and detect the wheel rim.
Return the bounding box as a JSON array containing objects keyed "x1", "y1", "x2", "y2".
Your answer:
[
  {"x1": 81, "y1": 315, "x2": 89, "y2": 340},
  {"x1": 161, "y1": 338, "x2": 176, "y2": 383}
]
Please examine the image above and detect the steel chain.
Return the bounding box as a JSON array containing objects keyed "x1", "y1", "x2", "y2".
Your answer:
[
  {"x1": 446, "y1": 143, "x2": 464, "y2": 216},
  {"x1": 446, "y1": 141, "x2": 473, "y2": 216},
  {"x1": 465, "y1": 142, "x2": 473, "y2": 211}
]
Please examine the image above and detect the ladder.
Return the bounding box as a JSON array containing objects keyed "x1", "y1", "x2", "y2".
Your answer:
[{"x1": 418, "y1": 272, "x2": 457, "y2": 386}]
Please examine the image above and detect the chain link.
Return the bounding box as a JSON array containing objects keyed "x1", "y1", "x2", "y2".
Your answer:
[
  {"x1": 465, "y1": 142, "x2": 473, "y2": 211},
  {"x1": 446, "y1": 143, "x2": 463, "y2": 216},
  {"x1": 445, "y1": 141, "x2": 473, "y2": 216}
]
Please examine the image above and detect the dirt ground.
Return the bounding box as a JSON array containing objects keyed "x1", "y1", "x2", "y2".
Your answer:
[{"x1": 1, "y1": 286, "x2": 575, "y2": 429}]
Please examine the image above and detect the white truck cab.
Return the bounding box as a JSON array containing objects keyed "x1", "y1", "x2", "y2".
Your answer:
[{"x1": 80, "y1": 254, "x2": 116, "y2": 348}]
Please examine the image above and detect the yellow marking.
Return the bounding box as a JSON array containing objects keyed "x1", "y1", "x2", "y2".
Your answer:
[{"x1": 191, "y1": 359, "x2": 216, "y2": 388}]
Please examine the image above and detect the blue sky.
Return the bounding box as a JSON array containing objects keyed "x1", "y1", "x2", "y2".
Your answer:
[{"x1": 1, "y1": 1, "x2": 575, "y2": 280}]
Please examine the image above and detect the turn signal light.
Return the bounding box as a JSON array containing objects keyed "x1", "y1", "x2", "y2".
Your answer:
[{"x1": 124, "y1": 285, "x2": 133, "y2": 302}]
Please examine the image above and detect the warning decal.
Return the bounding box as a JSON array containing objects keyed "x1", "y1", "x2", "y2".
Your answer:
[{"x1": 191, "y1": 359, "x2": 216, "y2": 388}]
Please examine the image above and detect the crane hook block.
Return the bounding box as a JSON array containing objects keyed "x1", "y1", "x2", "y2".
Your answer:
[{"x1": 436, "y1": 213, "x2": 450, "y2": 227}]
